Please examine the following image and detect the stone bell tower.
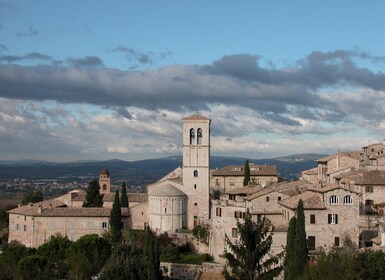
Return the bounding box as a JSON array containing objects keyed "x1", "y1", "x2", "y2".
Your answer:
[
  {"x1": 99, "y1": 168, "x2": 111, "y2": 194},
  {"x1": 181, "y1": 114, "x2": 211, "y2": 228}
]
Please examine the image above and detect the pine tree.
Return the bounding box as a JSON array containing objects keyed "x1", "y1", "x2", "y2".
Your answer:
[
  {"x1": 120, "y1": 181, "x2": 129, "y2": 208},
  {"x1": 110, "y1": 191, "x2": 122, "y2": 243},
  {"x1": 222, "y1": 212, "x2": 283, "y2": 280},
  {"x1": 293, "y1": 199, "x2": 308, "y2": 277},
  {"x1": 284, "y1": 216, "x2": 297, "y2": 280},
  {"x1": 83, "y1": 179, "x2": 103, "y2": 207},
  {"x1": 243, "y1": 160, "x2": 251, "y2": 186}
]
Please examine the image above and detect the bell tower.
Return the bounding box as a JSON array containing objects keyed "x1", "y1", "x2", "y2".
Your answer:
[
  {"x1": 182, "y1": 114, "x2": 211, "y2": 228},
  {"x1": 99, "y1": 168, "x2": 111, "y2": 194}
]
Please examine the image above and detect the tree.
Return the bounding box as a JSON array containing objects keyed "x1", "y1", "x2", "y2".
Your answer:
[
  {"x1": 293, "y1": 200, "x2": 307, "y2": 278},
  {"x1": 121, "y1": 181, "x2": 129, "y2": 207},
  {"x1": 222, "y1": 212, "x2": 283, "y2": 280},
  {"x1": 16, "y1": 255, "x2": 53, "y2": 280},
  {"x1": 243, "y1": 160, "x2": 251, "y2": 186},
  {"x1": 284, "y1": 217, "x2": 297, "y2": 280},
  {"x1": 37, "y1": 234, "x2": 72, "y2": 279},
  {"x1": 110, "y1": 190, "x2": 122, "y2": 243},
  {"x1": 21, "y1": 190, "x2": 43, "y2": 205},
  {"x1": 144, "y1": 226, "x2": 162, "y2": 280},
  {"x1": 83, "y1": 179, "x2": 103, "y2": 207}
]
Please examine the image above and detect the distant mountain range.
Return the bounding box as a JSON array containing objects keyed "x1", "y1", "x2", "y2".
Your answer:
[{"x1": 0, "y1": 154, "x2": 326, "y2": 184}]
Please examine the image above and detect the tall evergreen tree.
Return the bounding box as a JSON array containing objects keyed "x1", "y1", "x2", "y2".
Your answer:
[
  {"x1": 284, "y1": 216, "x2": 297, "y2": 280},
  {"x1": 110, "y1": 191, "x2": 122, "y2": 243},
  {"x1": 120, "y1": 181, "x2": 129, "y2": 208},
  {"x1": 144, "y1": 226, "x2": 161, "y2": 280},
  {"x1": 83, "y1": 179, "x2": 103, "y2": 207},
  {"x1": 222, "y1": 212, "x2": 283, "y2": 280},
  {"x1": 293, "y1": 199, "x2": 307, "y2": 279},
  {"x1": 243, "y1": 160, "x2": 251, "y2": 186}
]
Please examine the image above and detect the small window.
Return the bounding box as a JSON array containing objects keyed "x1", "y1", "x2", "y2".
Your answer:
[
  {"x1": 365, "y1": 199, "x2": 374, "y2": 206},
  {"x1": 366, "y1": 186, "x2": 373, "y2": 193},
  {"x1": 23, "y1": 225, "x2": 27, "y2": 231},
  {"x1": 334, "y1": 237, "x2": 340, "y2": 247},
  {"x1": 190, "y1": 128, "x2": 195, "y2": 144},
  {"x1": 278, "y1": 196, "x2": 281, "y2": 201},
  {"x1": 102, "y1": 222, "x2": 108, "y2": 229},
  {"x1": 231, "y1": 228, "x2": 238, "y2": 238},
  {"x1": 230, "y1": 178, "x2": 235, "y2": 186},
  {"x1": 86, "y1": 222, "x2": 93, "y2": 230},
  {"x1": 234, "y1": 211, "x2": 243, "y2": 218},
  {"x1": 69, "y1": 222, "x2": 75, "y2": 230},
  {"x1": 197, "y1": 128, "x2": 202, "y2": 144},
  {"x1": 330, "y1": 195, "x2": 339, "y2": 205},
  {"x1": 257, "y1": 214, "x2": 262, "y2": 224},
  {"x1": 310, "y1": 214, "x2": 316, "y2": 224},
  {"x1": 194, "y1": 203, "x2": 197, "y2": 206},
  {"x1": 215, "y1": 178, "x2": 219, "y2": 186},
  {"x1": 165, "y1": 208, "x2": 167, "y2": 213},
  {"x1": 103, "y1": 184, "x2": 107, "y2": 190},
  {"x1": 216, "y1": 207, "x2": 222, "y2": 217},
  {"x1": 194, "y1": 184, "x2": 197, "y2": 189},
  {"x1": 193, "y1": 170, "x2": 198, "y2": 177},
  {"x1": 266, "y1": 196, "x2": 270, "y2": 202},
  {"x1": 16, "y1": 224, "x2": 19, "y2": 230},
  {"x1": 344, "y1": 195, "x2": 353, "y2": 205},
  {"x1": 328, "y1": 214, "x2": 338, "y2": 224},
  {"x1": 308, "y1": 236, "x2": 316, "y2": 250}
]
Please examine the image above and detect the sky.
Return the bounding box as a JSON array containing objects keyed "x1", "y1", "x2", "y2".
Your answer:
[{"x1": 1, "y1": 1, "x2": 385, "y2": 162}]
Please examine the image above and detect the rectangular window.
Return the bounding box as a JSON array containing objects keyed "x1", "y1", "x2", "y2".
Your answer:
[
  {"x1": 215, "y1": 178, "x2": 219, "y2": 186},
  {"x1": 69, "y1": 222, "x2": 75, "y2": 230},
  {"x1": 278, "y1": 196, "x2": 281, "y2": 201},
  {"x1": 257, "y1": 214, "x2": 262, "y2": 224},
  {"x1": 86, "y1": 222, "x2": 93, "y2": 230},
  {"x1": 335, "y1": 237, "x2": 340, "y2": 247},
  {"x1": 231, "y1": 228, "x2": 238, "y2": 238},
  {"x1": 365, "y1": 199, "x2": 374, "y2": 206},
  {"x1": 310, "y1": 214, "x2": 316, "y2": 224},
  {"x1": 102, "y1": 222, "x2": 108, "y2": 229},
  {"x1": 266, "y1": 196, "x2": 270, "y2": 202},
  {"x1": 229, "y1": 195, "x2": 236, "y2": 201},
  {"x1": 216, "y1": 207, "x2": 222, "y2": 217},
  {"x1": 23, "y1": 225, "x2": 27, "y2": 231},
  {"x1": 328, "y1": 214, "x2": 338, "y2": 224},
  {"x1": 50, "y1": 222, "x2": 56, "y2": 230},
  {"x1": 366, "y1": 186, "x2": 373, "y2": 193},
  {"x1": 16, "y1": 224, "x2": 19, "y2": 230},
  {"x1": 308, "y1": 236, "x2": 316, "y2": 250},
  {"x1": 194, "y1": 202, "x2": 197, "y2": 206},
  {"x1": 234, "y1": 211, "x2": 244, "y2": 218},
  {"x1": 230, "y1": 178, "x2": 235, "y2": 186}
]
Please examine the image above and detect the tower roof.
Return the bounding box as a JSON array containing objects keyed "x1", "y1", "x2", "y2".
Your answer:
[
  {"x1": 100, "y1": 168, "x2": 110, "y2": 177},
  {"x1": 183, "y1": 114, "x2": 211, "y2": 121}
]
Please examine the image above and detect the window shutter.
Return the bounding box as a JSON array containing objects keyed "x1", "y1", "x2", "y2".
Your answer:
[
  {"x1": 328, "y1": 214, "x2": 331, "y2": 224},
  {"x1": 335, "y1": 214, "x2": 338, "y2": 224}
]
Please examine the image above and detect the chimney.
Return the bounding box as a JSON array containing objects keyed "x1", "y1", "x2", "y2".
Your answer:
[{"x1": 38, "y1": 205, "x2": 42, "y2": 214}]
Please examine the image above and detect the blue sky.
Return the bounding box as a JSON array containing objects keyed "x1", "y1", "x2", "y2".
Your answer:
[{"x1": 1, "y1": 1, "x2": 385, "y2": 161}]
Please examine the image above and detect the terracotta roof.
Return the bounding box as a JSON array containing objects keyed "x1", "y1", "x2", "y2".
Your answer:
[
  {"x1": 316, "y1": 151, "x2": 362, "y2": 162},
  {"x1": 102, "y1": 193, "x2": 115, "y2": 202},
  {"x1": 8, "y1": 200, "x2": 66, "y2": 215},
  {"x1": 100, "y1": 168, "x2": 110, "y2": 177},
  {"x1": 157, "y1": 167, "x2": 183, "y2": 183},
  {"x1": 72, "y1": 192, "x2": 86, "y2": 202},
  {"x1": 212, "y1": 164, "x2": 277, "y2": 177},
  {"x1": 326, "y1": 166, "x2": 353, "y2": 175},
  {"x1": 310, "y1": 184, "x2": 359, "y2": 194},
  {"x1": 149, "y1": 183, "x2": 186, "y2": 197},
  {"x1": 226, "y1": 186, "x2": 263, "y2": 195},
  {"x1": 127, "y1": 192, "x2": 148, "y2": 203},
  {"x1": 363, "y1": 142, "x2": 384, "y2": 148},
  {"x1": 279, "y1": 191, "x2": 326, "y2": 210},
  {"x1": 245, "y1": 180, "x2": 312, "y2": 201},
  {"x1": 271, "y1": 217, "x2": 289, "y2": 232},
  {"x1": 338, "y1": 170, "x2": 385, "y2": 185},
  {"x1": 182, "y1": 114, "x2": 211, "y2": 121},
  {"x1": 302, "y1": 167, "x2": 318, "y2": 175}
]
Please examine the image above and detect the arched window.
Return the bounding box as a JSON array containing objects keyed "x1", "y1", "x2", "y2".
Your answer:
[
  {"x1": 189, "y1": 128, "x2": 195, "y2": 144},
  {"x1": 193, "y1": 170, "x2": 198, "y2": 177},
  {"x1": 103, "y1": 184, "x2": 107, "y2": 191},
  {"x1": 330, "y1": 195, "x2": 339, "y2": 205},
  {"x1": 197, "y1": 128, "x2": 202, "y2": 144},
  {"x1": 343, "y1": 195, "x2": 353, "y2": 205}
]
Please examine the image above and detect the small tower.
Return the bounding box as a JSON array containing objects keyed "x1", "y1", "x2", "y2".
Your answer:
[
  {"x1": 99, "y1": 168, "x2": 111, "y2": 194},
  {"x1": 181, "y1": 114, "x2": 211, "y2": 228}
]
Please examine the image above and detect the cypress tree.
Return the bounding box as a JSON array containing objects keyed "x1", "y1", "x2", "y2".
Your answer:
[
  {"x1": 293, "y1": 199, "x2": 308, "y2": 278},
  {"x1": 110, "y1": 191, "x2": 122, "y2": 243},
  {"x1": 284, "y1": 216, "x2": 297, "y2": 280},
  {"x1": 243, "y1": 160, "x2": 250, "y2": 186},
  {"x1": 144, "y1": 226, "x2": 161, "y2": 280},
  {"x1": 120, "y1": 181, "x2": 129, "y2": 208},
  {"x1": 83, "y1": 179, "x2": 103, "y2": 207}
]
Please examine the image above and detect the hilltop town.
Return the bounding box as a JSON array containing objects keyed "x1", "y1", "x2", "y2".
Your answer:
[{"x1": 5, "y1": 114, "x2": 385, "y2": 278}]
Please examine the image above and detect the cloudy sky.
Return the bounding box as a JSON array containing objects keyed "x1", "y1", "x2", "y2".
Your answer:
[{"x1": 1, "y1": 1, "x2": 385, "y2": 162}]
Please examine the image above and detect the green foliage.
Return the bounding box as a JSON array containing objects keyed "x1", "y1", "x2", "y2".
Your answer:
[
  {"x1": 16, "y1": 255, "x2": 53, "y2": 280},
  {"x1": 212, "y1": 189, "x2": 221, "y2": 199},
  {"x1": 192, "y1": 225, "x2": 209, "y2": 245},
  {"x1": 243, "y1": 160, "x2": 251, "y2": 186},
  {"x1": 222, "y1": 212, "x2": 283, "y2": 280},
  {"x1": 356, "y1": 250, "x2": 385, "y2": 280},
  {"x1": 66, "y1": 250, "x2": 92, "y2": 280},
  {"x1": 144, "y1": 226, "x2": 162, "y2": 280},
  {"x1": 20, "y1": 190, "x2": 43, "y2": 205},
  {"x1": 66, "y1": 234, "x2": 111, "y2": 278},
  {"x1": 110, "y1": 190, "x2": 122, "y2": 243},
  {"x1": 284, "y1": 217, "x2": 297, "y2": 280},
  {"x1": 120, "y1": 181, "x2": 129, "y2": 207},
  {"x1": 293, "y1": 200, "x2": 308, "y2": 278},
  {"x1": 0, "y1": 241, "x2": 35, "y2": 280},
  {"x1": 122, "y1": 229, "x2": 145, "y2": 248},
  {"x1": 100, "y1": 244, "x2": 147, "y2": 280},
  {"x1": 82, "y1": 179, "x2": 103, "y2": 207},
  {"x1": 37, "y1": 234, "x2": 72, "y2": 279}
]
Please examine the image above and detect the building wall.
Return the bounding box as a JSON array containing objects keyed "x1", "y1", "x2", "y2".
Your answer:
[
  {"x1": 148, "y1": 196, "x2": 186, "y2": 231},
  {"x1": 182, "y1": 118, "x2": 211, "y2": 228},
  {"x1": 130, "y1": 203, "x2": 149, "y2": 230},
  {"x1": 8, "y1": 213, "x2": 127, "y2": 248},
  {"x1": 211, "y1": 175, "x2": 278, "y2": 193},
  {"x1": 247, "y1": 191, "x2": 290, "y2": 214}
]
